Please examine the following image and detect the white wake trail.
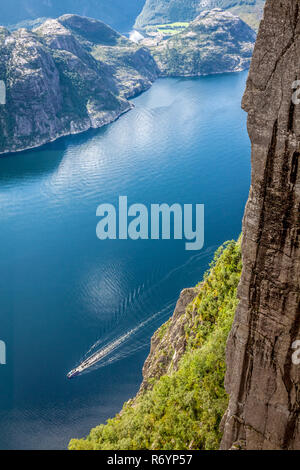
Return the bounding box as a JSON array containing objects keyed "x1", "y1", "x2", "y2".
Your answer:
[
  {"x1": 67, "y1": 302, "x2": 174, "y2": 378},
  {"x1": 68, "y1": 245, "x2": 217, "y2": 378}
]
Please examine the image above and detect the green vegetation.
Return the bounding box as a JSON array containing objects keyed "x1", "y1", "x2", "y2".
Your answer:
[
  {"x1": 135, "y1": 0, "x2": 265, "y2": 31},
  {"x1": 145, "y1": 22, "x2": 189, "y2": 37},
  {"x1": 58, "y1": 15, "x2": 122, "y2": 47},
  {"x1": 69, "y1": 239, "x2": 242, "y2": 450}
]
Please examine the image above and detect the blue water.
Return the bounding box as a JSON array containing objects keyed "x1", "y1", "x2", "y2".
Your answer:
[{"x1": 0, "y1": 72, "x2": 250, "y2": 450}]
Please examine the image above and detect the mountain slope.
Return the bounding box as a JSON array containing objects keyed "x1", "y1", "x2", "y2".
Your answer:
[
  {"x1": 0, "y1": 15, "x2": 158, "y2": 155},
  {"x1": 221, "y1": 0, "x2": 300, "y2": 450},
  {"x1": 149, "y1": 9, "x2": 256, "y2": 76},
  {"x1": 69, "y1": 240, "x2": 242, "y2": 450},
  {"x1": 1, "y1": 0, "x2": 146, "y2": 33},
  {"x1": 135, "y1": 0, "x2": 265, "y2": 31}
]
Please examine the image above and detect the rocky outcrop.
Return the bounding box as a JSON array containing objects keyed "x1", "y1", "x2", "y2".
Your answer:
[
  {"x1": 139, "y1": 287, "x2": 198, "y2": 393},
  {"x1": 69, "y1": 240, "x2": 242, "y2": 450},
  {"x1": 148, "y1": 9, "x2": 256, "y2": 77},
  {"x1": 0, "y1": 15, "x2": 158, "y2": 155},
  {"x1": 135, "y1": 0, "x2": 265, "y2": 31},
  {"x1": 221, "y1": 0, "x2": 300, "y2": 450}
]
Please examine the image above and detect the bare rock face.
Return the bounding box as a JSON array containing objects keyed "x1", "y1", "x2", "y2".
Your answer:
[
  {"x1": 221, "y1": 0, "x2": 300, "y2": 450},
  {"x1": 135, "y1": 0, "x2": 265, "y2": 31}
]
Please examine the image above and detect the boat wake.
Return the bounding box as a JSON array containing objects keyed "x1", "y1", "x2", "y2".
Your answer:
[
  {"x1": 67, "y1": 245, "x2": 217, "y2": 379},
  {"x1": 67, "y1": 301, "x2": 175, "y2": 379}
]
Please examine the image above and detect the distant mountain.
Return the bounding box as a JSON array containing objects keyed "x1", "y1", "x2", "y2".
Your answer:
[
  {"x1": 149, "y1": 9, "x2": 256, "y2": 76},
  {"x1": 0, "y1": 15, "x2": 158, "y2": 154},
  {"x1": 135, "y1": 0, "x2": 265, "y2": 31},
  {"x1": 1, "y1": 0, "x2": 146, "y2": 33}
]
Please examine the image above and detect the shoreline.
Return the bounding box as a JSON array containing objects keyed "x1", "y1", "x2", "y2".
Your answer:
[
  {"x1": 0, "y1": 104, "x2": 134, "y2": 158},
  {"x1": 0, "y1": 69, "x2": 250, "y2": 158}
]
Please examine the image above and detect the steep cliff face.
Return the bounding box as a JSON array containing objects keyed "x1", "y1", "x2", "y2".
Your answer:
[
  {"x1": 221, "y1": 0, "x2": 300, "y2": 450},
  {"x1": 139, "y1": 287, "x2": 198, "y2": 393},
  {"x1": 0, "y1": 15, "x2": 158, "y2": 155}
]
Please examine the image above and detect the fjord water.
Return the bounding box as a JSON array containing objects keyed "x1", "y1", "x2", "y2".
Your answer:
[{"x1": 0, "y1": 72, "x2": 250, "y2": 450}]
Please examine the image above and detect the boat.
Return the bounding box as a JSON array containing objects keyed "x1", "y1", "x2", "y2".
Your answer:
[
  {"x1": 66, "y1": 317, "x2": 156, "y2": 379},
  {"x1": 67, "y1": 369, "x2": 81, "y2": 379}
]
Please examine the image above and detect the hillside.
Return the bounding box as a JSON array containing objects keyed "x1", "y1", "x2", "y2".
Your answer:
[
  {"x1": 69, "y1": 240, "x2": 242, "y2": 450},
  {"x1": 148, "y1": 9, "x2": 256, "y2": 76},
  {"x1": 1, "y1": 0, "x2": 145, "y2": 33},
  {"x1": 0, "y1": 15, "x2": 158, "y2": 155},
  {"x1": 135, "y1": 0, "x2": 265, "y2": 31}
]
